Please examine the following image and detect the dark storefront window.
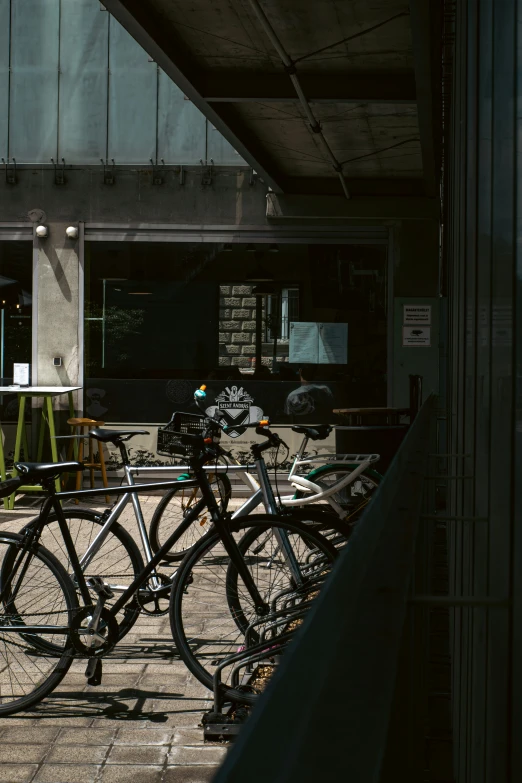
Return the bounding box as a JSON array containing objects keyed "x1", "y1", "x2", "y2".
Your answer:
[
  {"x1": 84, "y1": 241, "x2": 388, "y2": 423},
  {"x1": 0, "y1": 242, "x2": 32, "y2": 382}
]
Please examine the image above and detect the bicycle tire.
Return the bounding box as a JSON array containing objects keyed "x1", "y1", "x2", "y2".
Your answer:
[
  {"x1": 170, "y1": 514, "x2": 336, "y2": 706},
  {"x1": 20, "y1": 509, "x2": 144, "y2": 641},
  {"x1": 149, "y1": 473, "x2": 232, "y2": 563},
  {"x1": 279, "y1": 505, "x2": 352, "y2": 540},
  {"x1": 294, "y1": 464, "x2": 382, "y2": 524},
  {"x1": 225, "y1": 508, "x2": 350, "y2": 636},
  {"x1": 0, "y1": 532, "x2": 77, "y2": 716}
]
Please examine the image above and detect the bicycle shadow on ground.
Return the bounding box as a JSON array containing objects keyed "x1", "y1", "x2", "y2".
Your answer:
[{"x1": 14, "y1": 689, "x2": 209, "y2": 723}]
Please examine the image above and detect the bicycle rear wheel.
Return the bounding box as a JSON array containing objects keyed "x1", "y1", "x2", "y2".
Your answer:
[
  {"x1": 170, "y1": 515, "x2": 336, "y2": 706},
  {"x1": 21, "y1": 509, "x2": 144, "y2": 641},
  {"x1": 0, "y1": 532, "x2": 77, "y2": 716},
  {"x1": 294, "y1": 464, "x2": 382, "y2": 524},
  {"x1": 149, "y1": 473, "x2": 231, "y2": 562}
]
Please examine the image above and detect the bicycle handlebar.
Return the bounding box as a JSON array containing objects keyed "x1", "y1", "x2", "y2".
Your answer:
[{"x1": 193, "y1": 385, "x2": 286, "y2": 452}]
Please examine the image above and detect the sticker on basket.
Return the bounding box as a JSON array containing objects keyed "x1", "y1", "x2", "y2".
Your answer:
[{"x1": 205, "y1": 385, "x2": 264, "y2": 438}]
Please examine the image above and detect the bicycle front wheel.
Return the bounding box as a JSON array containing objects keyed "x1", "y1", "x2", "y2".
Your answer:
[
  {"x1": 170, "y1": 515, "x2": 336, "y2": 705},
  {"x1": 149, "y1": 473, "x2": 231, "y2": 563},
  {"x1": 0, "y1": 532, "x2": 77, "y2": 716},
  {"x1": 21, "y1": 509, "x2": 144, "y2": 641}
]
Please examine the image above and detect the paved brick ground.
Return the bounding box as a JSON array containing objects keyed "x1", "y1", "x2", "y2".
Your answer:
[{"x1": 0, "y1": 497, "x2": 231, "y2": 783}]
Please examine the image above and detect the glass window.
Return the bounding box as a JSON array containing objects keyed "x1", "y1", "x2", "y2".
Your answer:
[
  {"x1": 84, "y1": 241, "x2": 388, "y2": 422},
  {"x1": 266, "y1": 288, "x2": 299, "y2": 342},
  {"x1": 0, "y1": 242, "x2": 32, "y2": 383}
]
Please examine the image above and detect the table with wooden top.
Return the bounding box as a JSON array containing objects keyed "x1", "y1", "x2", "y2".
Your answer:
[{"x1": 0, "y1": 386, "x2": 81, "y2": 508}]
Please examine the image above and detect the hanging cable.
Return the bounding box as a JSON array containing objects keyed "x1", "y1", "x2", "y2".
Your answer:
[{"x1": 247, "y1": 0, "x2": 351, "y2": 199}]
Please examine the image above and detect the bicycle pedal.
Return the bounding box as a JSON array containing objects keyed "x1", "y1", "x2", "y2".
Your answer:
[
  {"x1": 85, "y1": 658, "x2": 103, "y2": 686},
  {"x1": 87, "y1": 576, "x2": 114, "y2": 601}
]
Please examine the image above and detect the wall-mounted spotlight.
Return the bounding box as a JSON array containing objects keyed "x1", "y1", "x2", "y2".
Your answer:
[
  {"x1": 35, "y1": 225, "x2": 48, "y2": 238},
  {"x1": 269, "y1": 244, "x2": 279, "y2": 253},
  {"x1": 246, "y1": 244, "x2": 256, "y2": 252},
  {"x1": 66, "y1": 226, "x2": 79, "y2": 240}
]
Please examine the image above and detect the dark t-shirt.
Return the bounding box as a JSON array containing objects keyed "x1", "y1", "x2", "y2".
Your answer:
[{"x1": 284, "y1": 383, "x2": 334, "y2": 421}]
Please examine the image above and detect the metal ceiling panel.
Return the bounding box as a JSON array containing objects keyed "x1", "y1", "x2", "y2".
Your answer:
[
  {"x1": 0, "y1": 0, "x2": 9, "y2": 160},
  {"x1": 58, "y1": 0, "x2": 109, "y2": 163},
  {"x1": 108, "y1": 12, "x2": 157, "y2": 164},
  {"x1": 206, "y1": 123, "x2": 243, "y2": 166},
  {"x1": 9, "y1": 0, "x2": 59, "y2": 162},
  {"x1": 157, "y1": 71, "x2": 206, "y2": 164}
]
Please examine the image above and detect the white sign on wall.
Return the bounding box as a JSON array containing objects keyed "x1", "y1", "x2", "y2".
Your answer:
[
  {"x1": 13, "y1": 363, "x2": 30, "y2": 386},
  {"x1": 402, "y1": 327, "x2": 431, "y2": 347},
  {"x1": 289, "y1": 322, "x2": 348, "y2": 364},
  {"x1": 403, "y1": 305, "x2": 432, "y2": 325}
]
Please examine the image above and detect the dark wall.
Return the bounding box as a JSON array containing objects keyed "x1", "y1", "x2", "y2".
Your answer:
[{"x1": 395, "y1": 219, "x2": 439, "y2": 297}]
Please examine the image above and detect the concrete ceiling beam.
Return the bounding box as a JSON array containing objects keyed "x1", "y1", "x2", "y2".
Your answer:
[
  {"x1": 409, "y1": 0, "x2": 441, "y2": 198},
  {"x1": 266, "y1": 193, "x2": 439, "y2": 221},
  {"x1": 202, "y1": 72, "x2": 417, "y2": 104}
]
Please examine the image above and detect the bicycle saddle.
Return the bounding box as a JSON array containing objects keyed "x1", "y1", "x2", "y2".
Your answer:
[
  {"x1": 291, "y1": 424, "x2": 333, "y2": 441},
  {"x1": 89, "y1": 428, "x2": 150, "y2": 443},
  {"x1": 14, "y1": 461, "x2": 83, "y2": 480}
]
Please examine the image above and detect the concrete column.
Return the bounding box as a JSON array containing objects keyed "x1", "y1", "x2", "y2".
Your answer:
[{"x1": 34, "y1": 222, "x2": 81, "y2": 412}]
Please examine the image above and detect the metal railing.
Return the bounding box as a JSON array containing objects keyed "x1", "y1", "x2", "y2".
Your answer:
[{"x1": 212, "y1": 393, "x2": 443, "y2": 783}]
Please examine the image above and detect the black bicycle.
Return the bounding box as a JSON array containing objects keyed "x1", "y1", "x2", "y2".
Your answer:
[{"x1": 0, "y1": 421, "x2": 337, "y2": 715}]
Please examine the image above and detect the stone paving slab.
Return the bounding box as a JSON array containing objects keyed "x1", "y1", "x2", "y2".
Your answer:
[{"x1": 0, "y1": 497, "x2": 231, "y2": 783}]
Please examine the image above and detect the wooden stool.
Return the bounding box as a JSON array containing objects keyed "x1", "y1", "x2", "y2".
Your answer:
[{"x1": 67, "y1": 418, "x2": 110, "y2": 502}]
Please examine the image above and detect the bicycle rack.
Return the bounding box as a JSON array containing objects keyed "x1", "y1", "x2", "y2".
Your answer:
[{"x1": 202, "y1": 632, "x2": 292, "y2": 742}]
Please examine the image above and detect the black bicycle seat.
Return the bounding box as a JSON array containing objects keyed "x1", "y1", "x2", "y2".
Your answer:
[
  {"x1": 291, "y1": 425, "x2": 333, "y2": 441},
  {"x1": 14, "y1": 461, "x2": 83, "y2": 480},
  {"x1": 89, "y1": 428, "x2": 150, "y2": 443}
]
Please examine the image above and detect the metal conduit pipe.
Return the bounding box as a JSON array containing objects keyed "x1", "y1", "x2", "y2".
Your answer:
[{"x1": 248, "y1": 0, "x2": 351, "y2": 199}]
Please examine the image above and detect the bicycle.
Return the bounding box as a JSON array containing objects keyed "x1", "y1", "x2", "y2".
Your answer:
[
  {"x1": 20, "y1": 419, "x2": 351, "y2": 639},
  {"x1": 0, "y1": 421, "x2": 337, "y2": 715},
  {"x1": 149, "y1": 387, "x2": 382, "y2": 561},
  {"x1": 19, "y1": 426, "x2": 232, "y2": 640}
]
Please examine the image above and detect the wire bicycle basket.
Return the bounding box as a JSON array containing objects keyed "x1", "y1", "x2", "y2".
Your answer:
[{"x1": 157, "y1": 412, "x2": 216, "y2": 458}]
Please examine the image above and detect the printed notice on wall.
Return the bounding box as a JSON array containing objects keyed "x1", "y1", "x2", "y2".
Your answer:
[
  {"x1": 13, "y1": 363, "x2": 30, "y2": 385},
  {"x1": 403, "y1": 305, "x2": 431, "y2": 325},
  {"x1": 290, "y1": 322, "x2": 348, "y2": 364},
  {"x1": 402, "y1": 327, "x2": 431, "y2": 347}
]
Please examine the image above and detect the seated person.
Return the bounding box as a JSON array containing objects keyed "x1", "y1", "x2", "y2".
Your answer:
[{"x1": 284, "y1": 364, "x2": 334, "y2": 420}]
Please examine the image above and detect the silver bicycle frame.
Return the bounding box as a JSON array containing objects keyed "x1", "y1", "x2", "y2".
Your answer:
[
  {"x1": 74, "y1": 462, "x2": 261, "y2": 591},
  {"x1": 72, "y1": 432, "x2": 379, "y2": 589}
]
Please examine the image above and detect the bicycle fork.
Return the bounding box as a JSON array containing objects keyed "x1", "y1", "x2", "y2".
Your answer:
[{"x1": 254, "y1": 458, "x2": 304, "y2": 587}]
